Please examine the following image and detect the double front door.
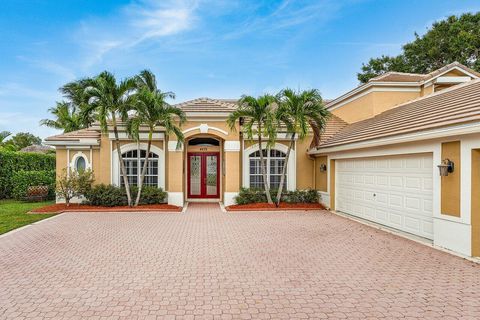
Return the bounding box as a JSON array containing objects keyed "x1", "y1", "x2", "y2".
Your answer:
[{"x1": 187, "y1": 153, "x2": 220, "y2": 198}]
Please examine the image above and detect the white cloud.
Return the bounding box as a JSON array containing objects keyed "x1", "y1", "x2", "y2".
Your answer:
[
  {"x1": 223, "y1": 0, "x2": 348, "y2": 40},
  {"x1": 16, "y1": 56, "x2": 77, "y2": 81},
  {"x1": 76, "y1": 0, "x2": 201, "y2": 69}
]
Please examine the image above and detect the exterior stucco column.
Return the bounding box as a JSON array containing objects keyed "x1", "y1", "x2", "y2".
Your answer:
[
  {"x1": 223, "y1": 141, "x2": 241, "y2": 206},
  {"x1": 167, "y1": 140, "x2": 184, "y2": 206}
]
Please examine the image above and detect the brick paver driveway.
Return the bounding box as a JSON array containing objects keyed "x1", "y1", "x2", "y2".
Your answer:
[{"x1": 1, "y1": 203, "x2": 480, "y2": 319}]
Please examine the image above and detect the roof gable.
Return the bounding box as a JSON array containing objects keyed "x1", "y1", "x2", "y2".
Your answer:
[
  {"x1": 316, "y1": 78, "x2": 480, "y2": 149},
  {"x1": 175, "y1": 97, "x2": 238, "y2": 113}
]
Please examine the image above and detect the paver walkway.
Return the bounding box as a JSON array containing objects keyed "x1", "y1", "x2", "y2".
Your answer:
[{"x1": 1, "y1": 203, "x2": 479, "y2": 319}]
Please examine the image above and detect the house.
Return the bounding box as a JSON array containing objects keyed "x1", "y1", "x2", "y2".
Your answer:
[
  {"x1": 309, "y1": 62, "x2": 480, "y2": 257},
  {"x1": 45, "y1": 62, "x2": 480, "y2": 257},
  {"x1": 45, "y1": 97, "x2": 315, "y2": 208}
]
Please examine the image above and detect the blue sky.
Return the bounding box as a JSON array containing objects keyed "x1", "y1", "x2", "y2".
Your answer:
[{"x1": 0, "y1": 0, "x2": 479, "y2": 139}]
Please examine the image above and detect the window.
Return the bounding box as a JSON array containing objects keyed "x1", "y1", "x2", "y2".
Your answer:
[
  {"x1": 249, "y1": 149, "x2": 287, "y2": 189},
  {"x1": 75, "y1": 156, "x2": 86, "y2": 172},
  {"x1": 121, "y1": 149, "x2": 159, "y2": 187}
]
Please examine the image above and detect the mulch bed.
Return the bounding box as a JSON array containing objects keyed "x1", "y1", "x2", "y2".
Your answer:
[
  {"x1": 30, "y1": 203, "x2": 182, "y2": 214},
  {"x1": 226, "y1": 202, "x2": 325, "y2": 211}
]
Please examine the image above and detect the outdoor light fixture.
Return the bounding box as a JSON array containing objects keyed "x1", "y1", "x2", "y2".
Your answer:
[
  {"x1": 319, "y1": 163, "x2": 327, "y2": 172},
  {"x1": 438, "y1": 159, "x2": 454, "y2": 176}
]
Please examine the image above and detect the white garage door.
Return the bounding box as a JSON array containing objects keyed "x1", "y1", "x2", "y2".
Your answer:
[{"x1": 336, "y1": 153, "x2": 434, "y2": 239}]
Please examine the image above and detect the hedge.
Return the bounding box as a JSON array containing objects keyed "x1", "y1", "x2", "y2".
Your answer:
[
  {"x1": 11, "y1": 170, "x2": 56, "y2": 200},
  {"x1": 84, "y1": 184, "x2": 167, "y2": 207},
  {"x1": 0, "y1": 150, "x2": 55, "y2": 198},
  {"x1": 234, "y1": 188, "x2": 319, "y2": 205}
]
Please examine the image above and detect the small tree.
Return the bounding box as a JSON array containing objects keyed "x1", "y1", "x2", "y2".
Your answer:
[{"x1": 56, "y1": 168, "x2": 94, "y2": 206}]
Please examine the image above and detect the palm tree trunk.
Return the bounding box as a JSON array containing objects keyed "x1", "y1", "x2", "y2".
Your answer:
[
  {"x1": 112, "y1": 114, "x2": 133, "y2": 206},
  {"x1": 275, "y1": 132, "x2": 295, "y2": 207},
  {"x1": 135, "y1": 131, "x2": 153, "y2": 206},
  {"x1": 258, "y1": 124, "x2": 273, "y2": 204}
]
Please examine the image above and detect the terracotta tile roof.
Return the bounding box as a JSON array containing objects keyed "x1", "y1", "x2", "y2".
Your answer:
[
  {"x1": 368, "y1": 62, "x2": 480, "y2": 83},
  {"x1": 369, "y1": 72, "x2": 427, "y2": 83},
  {"x1": 45, "y1": 128, "x2": 101, "y2": 141},
  {"x1": 316, "y1": 79, "x2": 480, "y2": 149},
  {"x1": 175, "y1": 97, "x2": 238, "y2": 113},
  {"x1": 310, "y1": 114, "x2": 349, "y2": 148},
  {"x1": 423, "y1": 61, "x2": 480, "y2": 80}
]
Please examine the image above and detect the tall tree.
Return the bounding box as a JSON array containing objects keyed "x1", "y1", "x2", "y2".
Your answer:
[
  {"x1": 128, "y1": 70, "x2": 186, "y2": 207},
  {"x1": 41, "y1": 81, "x2": 94, "y2": 133},
  {"x1": 4, "y1": 132, "x2": 42, "y2": 150},
  {"x1": 84, "y1": 71, "x2": 137, "y2": 206},
  {"x1": 227, "y1": 95, "x2": 277, "y2": 204},
  {"x1": 275, "y1": 89, "x2": 330, "y2": 206},
  {"x1": 358, "y1": 12, "x2": 480, "y2": 83}
]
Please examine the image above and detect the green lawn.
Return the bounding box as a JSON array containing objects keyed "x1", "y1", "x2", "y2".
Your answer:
[{"x1": 0, "y1": 200, "x2": 55, "y2": 235}]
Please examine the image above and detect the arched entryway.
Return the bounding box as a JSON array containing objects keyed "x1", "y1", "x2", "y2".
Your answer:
[{"x1": 185, "y1": 136, "x2": 223, "y2": 201}]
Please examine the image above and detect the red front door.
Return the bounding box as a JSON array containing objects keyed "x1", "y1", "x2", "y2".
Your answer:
[{"x1": 187, "y1": 152, "x2": 220, "y2": 198}]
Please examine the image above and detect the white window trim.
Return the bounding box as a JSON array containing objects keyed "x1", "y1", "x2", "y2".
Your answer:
[
  {"x1": 70, "y1": 151, "x2": 91, "y2": 171},
  {"x1": 112, "y1": 143, "x2": 165, "y2": 189},
  {"x1": 242, "y1": 142, "x2": 296, "y2": 191}
]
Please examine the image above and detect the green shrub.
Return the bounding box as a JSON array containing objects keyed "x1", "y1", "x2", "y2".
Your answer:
[
  {"x1": 234, "y1": 188, "x2": 319, "y2": 205},
  {"x1": 0, "y1": 150, "x2": 55, "y2": 198},
  {"x1": 85, "y1": 184, "x2": 128, "y2": 207},
  {"x1": 11, "y1": 170, "x2": 56, "y2": 200},
  {"x1": 131, "y1": 186, "x2": 167, "y2": 205},
  {"x1": 85, "y1": 184, "x2": 167, "y2": 207}
]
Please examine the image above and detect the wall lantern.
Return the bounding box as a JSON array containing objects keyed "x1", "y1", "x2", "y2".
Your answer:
[
  {"x1": 438, "y1": 159, "x2": 454, "y2": 176},
  {"x1": 319, "y1": 163, "x2": 327, "y2": 172}
]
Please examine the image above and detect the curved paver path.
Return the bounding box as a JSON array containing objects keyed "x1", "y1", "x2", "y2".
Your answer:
[{"x1": 1, "y1": 203, "x2": 479, "y2": 319}]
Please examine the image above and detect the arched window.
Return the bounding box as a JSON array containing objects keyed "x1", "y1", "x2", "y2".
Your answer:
[
  {"x1": 75, "y1": 156, "x2": 86, "y2": 172},
  {"x1": 249, "y1": 148, "x2": 287, "y2": 189},
  {"x1": 121, "y1": 149, "x2": 159, "y2": 187}
]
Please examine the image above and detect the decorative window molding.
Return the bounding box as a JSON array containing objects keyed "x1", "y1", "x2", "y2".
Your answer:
[
  {"x1": 242, "y1": 142, "x2": 296, "y2": 190},
  {"x1": 70, "y1": 152, "x2": 91, "y2": 172},
  {"x1": 182, "y1": 124, "x2": 229, "y2": 136},
  {"x1": 112, "y1": 143, "x2": 165, "y2": 189}
]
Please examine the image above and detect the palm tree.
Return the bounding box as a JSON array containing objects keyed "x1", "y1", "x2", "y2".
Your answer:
[
  {"x1": 227, "y1": 95, "x2": 277, "y2": 204},
  {"x1": 274, "y1": 88, "x2": 330, "y2": 206},
  {"x1": 128, "y1": 70, "x2": 186, "y2": 207},
  {"x1": 41, "y1": 81, "x2": 94, "y2": 133},
  {"x1": 83, "y1": 71, "x2": 137, "y2": 206},
  {"x1": 40, "y1": 102, "x2": 83, "y2": 133}
]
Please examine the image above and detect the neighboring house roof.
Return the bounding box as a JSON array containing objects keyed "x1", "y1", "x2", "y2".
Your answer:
[
  {"x1": 175, "y1": 97, "x2": 238, "y2": 113},
  {"x1": 20, "y1": 145, "x2": 54, "y2": 153},
  {"x1": 45, "y1": 128, "x2": 101, "y2": 142},
  {"x1": 314, "y1": 78, "x2": 480, "y2": 150}
]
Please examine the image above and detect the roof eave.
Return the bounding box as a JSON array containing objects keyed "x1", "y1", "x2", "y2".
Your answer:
[{"x1": 309, "y1": 121, "x2": 480, "y2": 155}]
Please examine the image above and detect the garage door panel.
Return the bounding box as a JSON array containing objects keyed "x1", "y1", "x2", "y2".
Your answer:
[
  {"x1": 336, "y1": 154, "x2": 434, "y2": 239},
  {"x1": 389, "y1": 212, "x2": 403, "y2": 227},
  {"x1": 423, "y1": 178, "x2": 433, "y2": 191}
]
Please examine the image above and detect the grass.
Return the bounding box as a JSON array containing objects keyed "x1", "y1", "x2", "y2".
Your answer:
[{"x1": 0, "y1": 199, "x2": 55, "y2": 235}]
